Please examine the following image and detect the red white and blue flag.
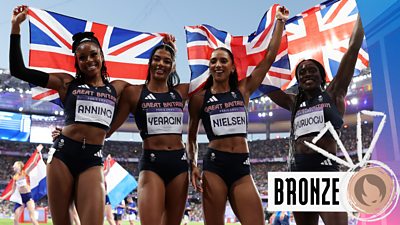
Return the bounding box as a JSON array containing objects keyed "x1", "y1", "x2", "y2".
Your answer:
[
  {"x1": 28, "y1": 7, "x2": 165, "y2": 106},
  {"x1": 1, "y1": 146, "x2": 47, "y2": 204},
  {"x1": 104, "y1": 157, "x2": 137, "y2": 208},
  {"x1": 185, "y1": 4, "x2": 291, "y2": 98},
  {"x1": 284, "y1": 0, "x2": 369, "y2": 89}
]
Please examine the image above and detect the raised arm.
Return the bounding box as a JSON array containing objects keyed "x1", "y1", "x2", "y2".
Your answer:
[
  {"x1": 10, "y1": 6, "x2": 73, "y2": 99},
  {"x1": 25, "y1": 144, "x2": 43, "y2": 174},
  {"x1": 162, "y1": 34, "x2": 177, "y2": 51},
  {"x1": 162, "y1": 34, "x2": 191, "y2": 101},
  {"x1": 266, "y1": 89, "x2": 295, "y2": 111},
  {"x1": 111, "y1": 80, "x2": 132, "y2": 99},
  {"x1": 175, "y1": 83, "x2": 190, "y2": 101},
  {"x1": 187, "y1": 92, "x2": 204, "y2": 192},
  {"x1": 107, "y1": 85, "x2": 140, "y2": 137},
  {"x1": 239, "y1": 6, "x2": 289, "y2": 98},
  {"x1": 327, "y1": 15, "x2": 364, "y2": 102}
]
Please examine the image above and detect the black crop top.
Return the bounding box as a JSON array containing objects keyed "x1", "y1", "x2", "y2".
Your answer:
[
  {"x1": 293, "y1": 91, "x2": 343, "y2": 139},
  {"x1": 134, "y1": 85, "x2": 184, "y2": 139},
  {"x1": 64, "y1": 79, "x2": 117, "y2": 131},
  {"x1": 200, "y1": 89, "x2": 248, "y2": 141}
]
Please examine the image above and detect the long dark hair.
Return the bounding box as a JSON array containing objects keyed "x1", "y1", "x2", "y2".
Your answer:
[
  {"x1": 72, "y1": 32, "x2": 110, "y2": 83},
  {"x1": 203, "y1": 47, "x2": 238, "y2": 90},
  {"x1": 288, "y1": 59, "x2": 327, "y2": 170},
  {"x1": 145, "y1": 44, "x2": 180, "y2": 89}
]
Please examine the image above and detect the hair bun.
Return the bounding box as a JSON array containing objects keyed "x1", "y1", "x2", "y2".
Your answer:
[{"x1": 72, "y1": 32, "x2": 95, "y2": 42}]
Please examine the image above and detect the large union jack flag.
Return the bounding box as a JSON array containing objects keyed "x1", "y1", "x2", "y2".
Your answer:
[
  {"x1": 28, "y1": 7, "x2": 165, "y2": 106},
  {"x1": 185, "y1": 4, "x2": 291, "y2": 98},
  {"x1": 284, "y1": 0, "x2": 369, "y2": 89}
]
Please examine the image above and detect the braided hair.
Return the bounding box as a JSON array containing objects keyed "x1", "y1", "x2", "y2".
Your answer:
[
  {"x1": 203, "y1": 47, "x2": 238, "y2": 91},
  {"x1": 288, "y1": 59, "x2": 326, "y2": 170},
  {"x1": 72, "y1": 32, "x2": 110, "y2": 83},
  {"x1": 145, "y1": 44, "x2": 180, "y2": 89}
]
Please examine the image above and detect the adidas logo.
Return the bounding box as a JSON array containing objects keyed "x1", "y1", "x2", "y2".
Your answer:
[
  {"x1": 243, "y1": 157, "x2": 250, "y2": 165},
  {"x1": 94, "y1": 150, "x2": 103, "y2": 158},
  {"x1": 207, "y1": 96, "x2": 218, "y2": 103},
  {"x1": 300, "y1": 101, "x2": 306, "y2": 107},
  {"x1": 145, "y1": 94, "x2": 156, "y2": 100},
  {"x1": 320, "y1": 159, "x2": 332, "y2": 166},
  {"x1": 78, "y1": 84, "x2": 90, "y2": 89},
  {"x1": 181, "y1": 153, "x2": 187, "y2": 161}
]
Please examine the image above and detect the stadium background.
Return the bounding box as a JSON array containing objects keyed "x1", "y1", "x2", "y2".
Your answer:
[
  {"x1": 0, "y1": 67, "x2": 373, "y2": 224},
  {"x1": 2, "y1": 0, "x2": 400, "y2": 224}
]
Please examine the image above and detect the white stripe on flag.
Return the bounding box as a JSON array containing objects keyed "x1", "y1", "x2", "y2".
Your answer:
[{"x1": 105, "y1": 163, "x2": 129, "y2": 194}]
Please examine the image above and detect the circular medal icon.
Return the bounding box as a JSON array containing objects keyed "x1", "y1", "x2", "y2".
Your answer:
[{"x1": 346, "y1": 161, "x2": 399, "y2": 221}]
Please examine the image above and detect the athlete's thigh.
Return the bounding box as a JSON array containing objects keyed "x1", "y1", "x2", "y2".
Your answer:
[
  {"x1": 162, "y1": 172, "x2": 189, "y2": 225},
  {"x1": 138, "y1": 171, "x2": 166, "y2": 225},
  {"x1": 228, "y1": 175, "x2": 264, "y2": 225},
  {"x1": 202, "y1": 171, "x2": 229, "y2": 225},
  {"x1": 46, "y1": 158, "x2": 74, "y2": 225},
  {"x1": 75, "y1": 166, "x2": 105, "y2": 225},
  {"x1": 293, "y1": 212, "x2": 319, "y2": 225}
]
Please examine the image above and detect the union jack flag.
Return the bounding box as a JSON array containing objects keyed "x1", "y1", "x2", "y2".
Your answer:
[
  {"x1": 284, "y1": 0, "x2": 369, "y2": 89},
  {"x1": 28, "y1": 7, "x2": 165, "y2": 106},
  {"x1": 185, "y1": 4, "x2": 291, "y2": 98}
]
